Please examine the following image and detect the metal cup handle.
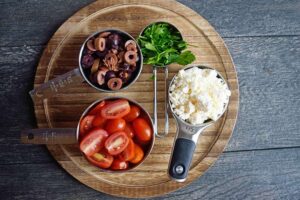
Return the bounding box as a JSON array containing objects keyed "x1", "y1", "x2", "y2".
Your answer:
[
  {"x1": 29, "y1": 68, "x2": 83, "y2": 101},
  {"x1": 153, "y1": 66, "x2": 169, "y2": 138},
  {"x1": 21, "y1": 128, "x2": 77, "y2": 144}
]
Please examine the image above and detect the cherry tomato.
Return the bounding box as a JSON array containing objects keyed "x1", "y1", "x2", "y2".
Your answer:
[
  {"x1": 129, "y1": 144, "x2": 144, "y2": 164},
  {"x1": 80, "y1": 128, "x2": 108, "y2": 156},
  {"x1": 118, "y1": 139, "x2": 135, "y2": 161},
  {"x1": 89, "y1": 100, "x2": 105, "y2": 115},
  {"x1": 140, "y1": 112, "x2": 152, "y2": 125},
  {"x1": 124, "y1": 105, "x2": 140, "y2": 122},
  {"x1": 105, "y1": 132, "x2": 129, "y2": 155},
  {"x1": 92, "y1": 114, "x2": 107, "y2": 128},
  {"x1": 124, "y1": 123, "x2": 135, "y2": 138},
  {"x1": 111, "y1": 159, "x2": 128, "y2": 170},
  {"x1": 79, "y1": 115, "x2": 95, "y2": 136},
  {"x1": 86, "y1": 151, "x2": 113, "y2": 169},
  {"x1": 101, "y1": 99, "x2": 130, "y2": 119},
  {"x1": 105, "y1": 118, "x2": 126, "y2": 134},
  {"x1": 132, "y1": 118, "x2": 152, "y2": 143}
]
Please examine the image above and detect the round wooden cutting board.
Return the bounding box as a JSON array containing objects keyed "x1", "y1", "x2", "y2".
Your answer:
[{"x1": 32, "y1": 0, "x2": 239, "y2": 198}]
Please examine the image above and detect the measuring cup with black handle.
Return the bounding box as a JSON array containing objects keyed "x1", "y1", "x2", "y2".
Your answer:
[{"x1": 167, "y1": 65, "x2": 230, "y2": 182}]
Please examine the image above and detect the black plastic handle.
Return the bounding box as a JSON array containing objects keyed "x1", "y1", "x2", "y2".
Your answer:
[{"x1": 168, "y1": 138, "x2": 196, "y2": 181}]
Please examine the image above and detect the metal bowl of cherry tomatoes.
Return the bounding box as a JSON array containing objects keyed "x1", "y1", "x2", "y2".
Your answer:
[{"x1": 77, "y1": 96, "x2": 154, "y2": 172}]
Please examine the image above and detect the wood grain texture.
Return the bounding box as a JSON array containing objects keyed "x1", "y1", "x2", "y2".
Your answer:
[
  {"x1": 0, "y1": 37, "x2": 299, "y2": 150},
  {"x1": 0, "y1": 36, "x2": 298, "y2": 200},
  {"x1": 179, "y1": 0, "x2": 300, "y2": 37},
  {"x1": 0, "y1": 0, "x2": 300, "y2": 199},
  {"x1": 1, "y1": 148, "x2": 300, "y2": 200},
  {"x1": 224, "y1": 36, "x2": 300, "y2": 151},
  {"x1": 1, "y1": 0, "x2": 300, "y2": 47},
  {"x1": 31, "y1": 0, "x2": 239, "y2": 197}
]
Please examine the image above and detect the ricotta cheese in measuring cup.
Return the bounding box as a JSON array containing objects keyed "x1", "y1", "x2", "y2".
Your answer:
[{"x1": 169, "y1": 67, "x2": 231, "y2": 125}]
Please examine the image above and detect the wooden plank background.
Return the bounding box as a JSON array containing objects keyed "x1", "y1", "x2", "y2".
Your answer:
[{"x1": 0, "y1": 0, "x2": 299, "y2": 199}]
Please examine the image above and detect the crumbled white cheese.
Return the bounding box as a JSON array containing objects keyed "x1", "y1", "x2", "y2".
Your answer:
[{"x1": 169, "y1": 67, "x2": 231, "y2": 125}]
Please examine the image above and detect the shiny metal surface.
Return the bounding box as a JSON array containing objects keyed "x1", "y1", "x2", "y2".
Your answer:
[{"x1": 78, "y1": 29, "x2": 143, "y2": 93}]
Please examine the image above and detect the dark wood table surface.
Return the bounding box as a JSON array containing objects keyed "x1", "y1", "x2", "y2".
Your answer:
[{"x1": 0, "y1": 0, "x2": 299, "y2": 199}]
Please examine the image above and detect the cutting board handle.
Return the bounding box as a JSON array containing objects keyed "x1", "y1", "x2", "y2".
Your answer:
[{"x1": 21, "y1": 128, "x2": 77, "y2": 144}]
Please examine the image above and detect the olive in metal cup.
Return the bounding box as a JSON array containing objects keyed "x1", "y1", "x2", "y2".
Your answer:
[
  {"x1": 21, "y1": 97, "x2": 155, "y2": 172},
  {"x1": 168, "y1": 65, "x2": 230, "y2": 182},
  {"x1": 30, "y1": 29, "x2": 143, "y2": 100}
]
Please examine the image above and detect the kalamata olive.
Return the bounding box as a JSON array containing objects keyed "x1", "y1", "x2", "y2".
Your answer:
[
  {"x1": 91, "y1": 58, "x2": 100, "y2": 74},
  {"x1": 81, "y1": 54, "x2": 94, "y2": 68},
  {"x1": 95, "y1": 37, "x2": 106, "y2": 51},
  {"x1": 97, "y1": 68, "x2": 108, "y2": 85},
  {"x1": 126, "y1": 43, "x2": 137, "y2": 52},
  {"x1": 125, "y1": 40, "x2": 136, "y2": 48},
  {"x1": 87, "y1": 40, "x2": 96, "y2": 51},
  {"x1": 119, "y1": 63, "x2": 130, "y2": 71},
  {"x1": 124, "y1": 51, "x2": 137, "y2": 65},
  {"x1": 95, "y1": 50, "x2": 107, "y2": 59},
  {"x1": 108, "y1": 33, "x2": 121, "y2": 46},
  {"x1": 118, "y1": 71, "x2": 131, "y2": 82},
  {"x1": 105, "y1": 70, "x2": 116, "y2": 82},
  {"x1": 107, "y1": 78, "x2": 123, "y2": 90}
]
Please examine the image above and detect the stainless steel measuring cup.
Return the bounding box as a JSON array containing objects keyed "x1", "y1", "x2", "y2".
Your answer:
[
  {"x1": 139, "y1": 21, "x2": 183, "y2": 138},
  {"x1": 168, "y1": 65, "x2": 230, "y2": 182},
  {"x1": 21, "y1": 96, "x2": 154, "y2": 144},
  {"x1": 21, "y1": 96, "x2": 155, "y2": 172},
  {"x1": 30, "y1": 29, "x2": 143, "y2": 100}
]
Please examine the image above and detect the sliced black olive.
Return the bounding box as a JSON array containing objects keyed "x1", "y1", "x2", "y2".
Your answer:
[
  {"x1": 81, "y1": 54, "x2": 94, "y2": 68},
  {"x1": 118, "y1": 71, "x2": 131, "y2": 82},
  {"x1": 107, "y1": 78, "x2": 122, "y2": 90},
  {"x1": 120, "y1": 63, "x2": 130, "y2": 71},
  {"x1": 105, "y1": 70, "x2": 116, "y2": 82},
  {"x1": 97, "y1": 69, "x2": 108, "y2": 85}
]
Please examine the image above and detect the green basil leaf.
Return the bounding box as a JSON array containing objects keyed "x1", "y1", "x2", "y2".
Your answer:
[{"x1": 175, "y1": 51, "x2": 196, "y2": 65}]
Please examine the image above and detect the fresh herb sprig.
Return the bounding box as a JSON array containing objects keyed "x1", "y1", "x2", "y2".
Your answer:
[{"x1": 138, "y1": 23, "x2": 196, "y2": 66}]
